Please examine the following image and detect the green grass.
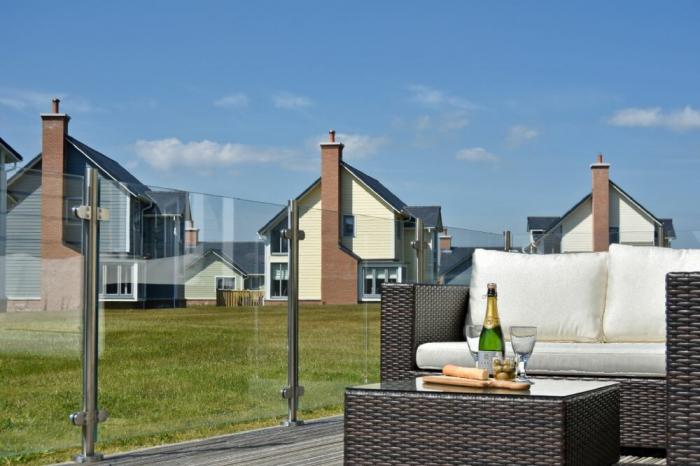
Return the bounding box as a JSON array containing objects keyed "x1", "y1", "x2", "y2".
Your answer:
[{"x1": 0, "y1": 304, "x2": 379, "y2": 465}]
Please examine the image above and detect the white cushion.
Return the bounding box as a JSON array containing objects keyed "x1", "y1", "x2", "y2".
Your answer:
[
  {"x1": 416, "y1": 341, "x2": 665, "y2": 377},
  {"x1": 468, "y1": 249, "x2": 608, "y2": 342},
  {"x1": 604, "y1": 244, "x2": 700, "y2": 342}
]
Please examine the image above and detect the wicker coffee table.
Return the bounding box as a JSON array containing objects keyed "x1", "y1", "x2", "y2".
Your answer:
[{"x1": 344, "y1": 378, "x2": 620, "y2": 466}]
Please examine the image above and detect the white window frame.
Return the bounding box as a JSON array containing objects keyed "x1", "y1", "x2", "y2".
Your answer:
[
  {"x1": 270, "y1": 263, "x2": 289, "y2": 299},
  {"x1": 360, "y1": 264, "x2": 401, "y2": 301},
  {"x1": 215, "y1": 276, "x2": 236, "y2": 291},
  {"x1": 99, "y1": 262, "x2": 138, "y2": 301}
]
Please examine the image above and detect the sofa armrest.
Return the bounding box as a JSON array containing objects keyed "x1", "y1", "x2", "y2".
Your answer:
[
  {"x1": 380, "y1": 283, "x2": 469, "y2": 381},
  {"x1": 666, "y1": 271, "x2": 700, "y2": 464}
]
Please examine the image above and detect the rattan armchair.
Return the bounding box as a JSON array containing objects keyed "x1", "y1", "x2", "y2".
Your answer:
[{"x1": 665, "y1": 272, "x2": 700, "y2": 465}]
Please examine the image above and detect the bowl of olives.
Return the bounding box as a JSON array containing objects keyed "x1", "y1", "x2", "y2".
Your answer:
[{"x1": 492, "y1": 356, "x2": 517, "y2": 381}]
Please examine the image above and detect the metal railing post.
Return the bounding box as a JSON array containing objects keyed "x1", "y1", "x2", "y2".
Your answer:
[
  {"x1": 503, "y1": 230, "x2": 512, "y2": 252},
  {"x1": 281, "y1": 199, "x2": 304, "y2": 426},
  {"x1": 70, "y1": 166, "x2": 108, "y2": 463},
  {"x1": 413, "y1": 218, "x2": 426, "y2": 283}
]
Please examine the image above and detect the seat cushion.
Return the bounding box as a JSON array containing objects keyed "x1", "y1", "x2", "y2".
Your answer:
[
  {"x1": 604, "y1": 244, "x2": 700, "y2": 342},
  {"x1": 416, "y1": 341, "x2": 665, "y2": 377},
  {"x1": 468, "y1": 249, "x2": 608, "y2": 342}
]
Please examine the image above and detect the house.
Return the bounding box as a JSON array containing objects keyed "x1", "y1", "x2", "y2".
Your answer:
[
  {"x1": 258, "y1": 130, "x2": 443, "y2": 304},
  {"x1": 527, "y1": 155, "x2": 675, "y2": 253},
  {"x1": 184, "y1": 241, "x2": 265, "y2": 305},
  {"x1": 437, "y1": 230, "x2": 502, "y2": 285},
  {"x1": 1, "y1": 137, "x2": 24, "y2": 312},
  {"x1": 4, "y1": 99, "x2": 191, "y2": 310}
]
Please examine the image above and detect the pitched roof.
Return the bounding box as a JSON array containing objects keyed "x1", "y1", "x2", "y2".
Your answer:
[
  {"x1": 146, "y1": 190, "x2": 191, "y2": 218},
  {"x1": 527, "y1": 216, "x2": 560, "y2": 232},
  {"x1": 533, "y1": 179, "x2": 673, "y2": 241},
  {"x1": 66, "y1": 135, "x2": 150, "y2": 198},
  {"x1": 258, "y1": 162, "x2": 444, "y2": 234},
  {"x1": 404, "y1": 206, "x2": 443, "y2": 229},
  {"x1": 661, "y1": 218, "x2": 676, "y2": 239},
  {"x1": 439, "y1": 247, "x2": 477, "y2": 276},
  {"x1": 342, "y1": 162, "x2": 406, "y2": 212},
  {"x1": 0, "y1": 136, "x2": 23, "y2": 163},
  {"x1": 193, "y1": 241, "x2": 265, "y2": 275}
]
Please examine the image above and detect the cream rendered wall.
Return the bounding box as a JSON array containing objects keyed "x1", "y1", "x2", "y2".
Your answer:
[
  {"x1": 298, "y1": 184, "x2": 322, "y2": 300},
  {"x1": 609, "y1": 187, "x2": 656, "y2": 245},
  {"x1": 561, "y1": 198, "x2": 593, "y2": 252},
  {"x1": 340, "y1": 170, "x2": 395, "y2": 259},
  {"x1": 185, "y1": 257, "x2": 244, "y2": 300}
]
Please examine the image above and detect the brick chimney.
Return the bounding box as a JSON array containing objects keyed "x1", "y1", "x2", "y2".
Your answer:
[
  {"x1": 40, "y1": 99, "x2": 82, "y2": 310},
  {"x1": 320, "y1": 130, "x2": 358, "y2": 304},
  {"x1": 185, "y1": 220, "x2": 199, "y2": 250},
  {"x1": 439, "y1": 229, "x2": 452, "y2": 252},
  {"x1": 591, "y1": 154, "x2": 610, "y2": 252}
]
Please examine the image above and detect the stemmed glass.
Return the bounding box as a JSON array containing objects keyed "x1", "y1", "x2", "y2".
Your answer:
[
  {"x1": 465, "y1": 324, "x2": 483, "y2": 367},
  {"x1": 510, "y1": 326, "x2": 537, "y2": 384}
]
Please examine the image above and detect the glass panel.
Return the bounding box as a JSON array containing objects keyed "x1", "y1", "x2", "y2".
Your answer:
[
  {"x1": 1, "y1": 169, "x2": 83, "y2": 462},
  {"x1": 299, "y1": 208, "x2": 383, "y2": 421},
  {"x1": 96, "y1": 184, "x2": 287, "y2": 457}
]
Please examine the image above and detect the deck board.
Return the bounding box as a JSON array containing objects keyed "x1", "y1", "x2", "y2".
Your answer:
[{"x1": 54, "y1": 416, "x2": 665, "y2": 465}]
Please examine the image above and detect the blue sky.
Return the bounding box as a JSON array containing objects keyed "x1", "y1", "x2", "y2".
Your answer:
[{"x1": 2, "y1": 1, "x2": 699, "y2": 242}]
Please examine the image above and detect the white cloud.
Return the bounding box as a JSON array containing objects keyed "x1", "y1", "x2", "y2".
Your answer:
[
  {"x1": 272, "y1": 92, "x2": 312, "y2": 109},
  {"x1": 507, "y1": 125, "x2": 539, "y2": 146},
  {"x1": 608, "y1": 106, "x2": 700, "y2": 131},
  {"x1": 335, "y1": 133, "x2": 388, "y2": 161},
  {"x1": 407, "y1": 84, "x2": 475, "y2": 111},
  {"x1": 0, "y1": 88, "x2": 96, "y2": 113},
  {"x1": 134, "y1": 138, "x2": 300, "y2": 171},
  {"x1": 455, "y1": 147, "x2": 499, "y2": 163},
  {"x1": 406, "y1": 84, "x2": 475, "y2": 131},
  {"x1": 214, "y1": 93, "x2": 249, "y2": 109}
]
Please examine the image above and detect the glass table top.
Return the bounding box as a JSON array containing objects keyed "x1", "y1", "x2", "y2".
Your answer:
[{"x1": 349, "y1": 378, "x2": 619, "y2": 399}]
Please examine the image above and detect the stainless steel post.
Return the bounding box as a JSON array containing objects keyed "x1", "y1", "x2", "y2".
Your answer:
[
  {"x1": 281, "y1": 199, "x2": 304, "y2": 426},
  {"x1": 504, "y1": 230, "x2": 512, "y2": 251},
  {"x1": 70, "y1": 166, "x2": 108, "y2": 463},
  {"x1": 414, "y1": 218, "x2": 425, "y2": 283}
]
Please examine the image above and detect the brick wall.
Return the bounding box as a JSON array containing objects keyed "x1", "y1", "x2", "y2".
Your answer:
[
  {"x1": 40, "y1": 105, "x2": 82, "y2": 311},
  {"x1": 591, "y1": 154, "x2": 610, "y2": 252},
  {"x1": 320, "y1": 134, "x2": 358, "y2": 304}
]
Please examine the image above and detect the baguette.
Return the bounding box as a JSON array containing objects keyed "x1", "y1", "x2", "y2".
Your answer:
[{"x1": 442, "y1": 364, "x2": 488, "y2": 381}]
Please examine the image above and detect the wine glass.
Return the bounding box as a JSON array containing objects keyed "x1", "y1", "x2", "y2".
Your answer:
[
  {"x1": 510, "y1": 326, "x2": 537, "y2": 384},
  {"x1": 465, "y1": 324, "x2": 483, "y2": 367}
]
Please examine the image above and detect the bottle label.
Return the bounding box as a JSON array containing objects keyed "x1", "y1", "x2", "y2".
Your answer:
[
  {"x1": 483, "y1": 314, "x2": 500, "y2": 329},
  {"x1": 478, "y1": 350, "x2": 501, "y2": 375}
]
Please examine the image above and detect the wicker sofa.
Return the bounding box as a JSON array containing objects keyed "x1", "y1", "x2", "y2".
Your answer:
[{"x1": 380, "y1": 245, "x2": 700, "y2": 452}]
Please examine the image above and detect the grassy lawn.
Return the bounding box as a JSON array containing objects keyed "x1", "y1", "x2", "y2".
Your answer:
[{"x1": 0, "y1": 304, "x2": 379, "y2": 465}]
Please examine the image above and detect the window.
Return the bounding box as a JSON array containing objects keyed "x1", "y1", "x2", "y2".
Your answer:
[
  {"x1": 271, "y1": 263, "x2": 288, "y2": 298},
  {"x1": 343, "y1": 215, "x2": 355, "y2": 237},
  {"x1": 271, "y1": 222, "x2": 289, "y2": 254},
  {"x1": 609, "y1": 227, "x2": 620, "y2": 244},
  {"x1": 100, "y1": 263, "x2": 136, "y2": 299},
  {"x1": 246, "y1": 275, "x2": 265, "y2": 290},
  {"x1": 216, "y1": 276, "x2": 236, "y2": 290},
  {"x1": 362, "y1": 266, "x2": 399, "y2": 299}
]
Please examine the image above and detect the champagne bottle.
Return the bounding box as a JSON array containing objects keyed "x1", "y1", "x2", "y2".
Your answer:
[{"x1": 478, "y1": 283, "x2": 505, "y2": 375}]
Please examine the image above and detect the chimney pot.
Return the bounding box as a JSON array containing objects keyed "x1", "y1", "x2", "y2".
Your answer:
[
  {"x1": 597, "y1": 153, "x2": 603, "y2": 164},
  {"x1": 51, "y1": 98, "x2": 60, "y2": 113},
  {"x1": 329, "y1": 130, "x2": 336, "y2": 143}
]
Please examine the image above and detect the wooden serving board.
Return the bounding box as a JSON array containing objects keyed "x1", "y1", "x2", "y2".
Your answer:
[{"x1": 421, "y1": 375, "x2": 531, "y2": 391}]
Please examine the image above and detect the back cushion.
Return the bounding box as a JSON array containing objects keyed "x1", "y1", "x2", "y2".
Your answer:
[
  {"x1": 603, "y1": 244, "x2": 700, "y2": 342},
  {"x1": 468, "y1": 249, "x2": 608, "y2": 342}
]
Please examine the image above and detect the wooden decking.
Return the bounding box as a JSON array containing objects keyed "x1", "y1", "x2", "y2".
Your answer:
[{"x1": 58, "y1": 416, "x2": 666, "y2": 465}]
